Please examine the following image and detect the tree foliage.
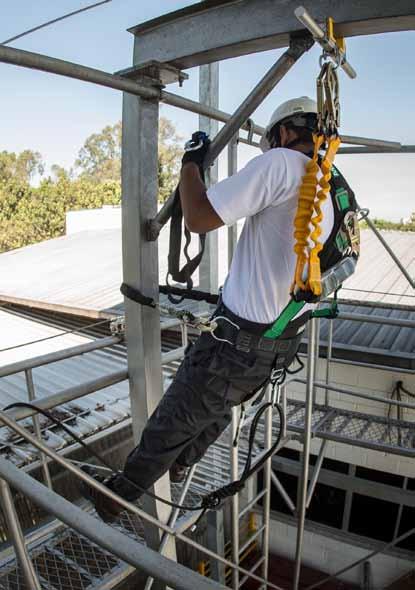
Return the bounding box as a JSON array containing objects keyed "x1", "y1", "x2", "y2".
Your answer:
[
  {"x1": 0, "y1": 116, "x2": 182, "y2": 253},
  {"x1": 0, "y1": 150, "x2": 44, "y2": 183},
  {"x1": 74, "y1": 117, "x2": 181, "y2": 198},
  {"x1": 360, "y1": 217, "x2": 415, "y2": 232}
]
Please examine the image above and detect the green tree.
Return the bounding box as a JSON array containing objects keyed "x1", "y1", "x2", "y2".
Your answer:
[
  {"x1": 75, "y1": 122, "x2": 121, "y2": 182},
  {"x1": 0, "y1": 116, "x2": 182, "y2": 253},
  {"x1": 74, "y1": 117, "x2": 181, "y2": 198},
  {"x1": 0, "y1": 150, "x2": 44, "y2": 183}
]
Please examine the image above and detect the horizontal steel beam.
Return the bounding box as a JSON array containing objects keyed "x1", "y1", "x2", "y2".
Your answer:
[
  {"x1": 338, "y1": 145, "x2": 415, "y2": 154},
  {"x1": 294, "y1": 378, "x2": 415, "y2": 411},
  {"x1": 5, "y1": 370, "x2": 128, "y2": 422},
  {"x1": 0, "y1": 336, "x2": 121, "y2": 378},
  {"x1": 130, "y1": 0, "x2": 415, "y2": 68},
  {"x1": 272, "y1": 454, "x2": 415, "y2": 506},
  {"x1": 0, "y1": 45, "x2": 400, "y2": 150},
  {"x1": 337, "y1": 312, "x2": 415, "y2": 329},
  {"x1": 0, "y1": 457, "x2": 226, "y2": 590}
]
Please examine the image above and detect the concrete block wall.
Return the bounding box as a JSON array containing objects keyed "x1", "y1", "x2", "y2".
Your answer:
[
  {"x1": 285, "y1": 356, "x2": 415, "y2": 478},
  {"x1": 268, "y1": 518, "x2": 414, "y2": 589}
]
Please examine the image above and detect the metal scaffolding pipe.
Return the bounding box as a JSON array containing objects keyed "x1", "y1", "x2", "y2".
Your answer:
[
  {"x1": 0, "y1": 335, "x2": 122, "y2": 378},
  {"x1": 5, "y1": 370, "x2": 128, "y2": 422},
  {"x1": 0, "y1": 44, "x2": 400, "y2": 150},
  {"x1": 293, "y1": 318, "x2": 317, "y2": 590},
  {"x1": 336, "y1": 312, "x2": 415, "y2": 329},
  {"x1": 338, "y1": 145, "x2": 415, "y2": 154},
  {"x1": 0, "y1": 409, "x2": 285, "y2": 590},
  {"x1": 294, "y1": 378, "x2": 415, "y2": 411},
  {"x1": 361, "y1": 214, "x2": 415, "y2": 290},
  {"x1": 0, "y1": 479, "x2": 42, "y2": 590},
  {"x1": 0, "y1": 458, "x2": 226, "y2": 590}
]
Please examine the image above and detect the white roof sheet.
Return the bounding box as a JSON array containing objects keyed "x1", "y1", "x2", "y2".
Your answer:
[{"x1": 0, "y1": 227, "x2": 413, "y2": 316}]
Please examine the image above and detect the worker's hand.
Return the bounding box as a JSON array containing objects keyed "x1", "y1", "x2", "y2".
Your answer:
[{"x1": 181, "y1": 131, "x2": 211, "y2": 168}]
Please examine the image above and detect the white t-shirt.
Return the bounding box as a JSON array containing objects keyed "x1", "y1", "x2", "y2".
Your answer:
[{"x1": 207, "y1": 148, "x2": 334, "y2": 323}]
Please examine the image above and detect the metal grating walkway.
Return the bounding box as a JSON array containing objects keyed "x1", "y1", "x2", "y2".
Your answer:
[{"x1": 286, "y1": 399, "x2": 415, "y2": 457}]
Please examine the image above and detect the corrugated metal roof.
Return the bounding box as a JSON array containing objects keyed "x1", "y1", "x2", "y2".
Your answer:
[
  {"x1": 0, "y1": 228, "x2": 413, "y2": 317},
  {"x1": 0, "y1": 308, "x2": 184, "y2": 469}
]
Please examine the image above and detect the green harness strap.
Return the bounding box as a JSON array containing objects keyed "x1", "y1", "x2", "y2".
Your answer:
[
  {"x1": 263, "y1": 299, "x2": 306, "y2": 340},
  {"x1": 263, "y1": 295, "x2": 339, "y2": 340}
]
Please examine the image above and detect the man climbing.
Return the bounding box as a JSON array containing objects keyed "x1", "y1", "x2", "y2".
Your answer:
[{"x1": 82, "y1": 96, "x2": 354, "y2": 521}]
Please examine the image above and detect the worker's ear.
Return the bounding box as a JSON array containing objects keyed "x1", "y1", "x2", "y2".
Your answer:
[{"x1": 279, "y1": 124, "x2": 289, "y2": 147}]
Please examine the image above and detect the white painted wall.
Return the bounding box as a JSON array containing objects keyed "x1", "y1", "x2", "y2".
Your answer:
[
  {"x1": 66, "y1": 206, "x2": 121, "y2": 234},
  {"x1": 268, "y1": 517, "x2": 413, "y2": 589}
]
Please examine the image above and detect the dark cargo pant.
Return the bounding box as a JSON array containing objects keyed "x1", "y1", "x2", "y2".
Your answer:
[{"x1": 112, "y1": 304, "x2": 299, "y2": 501}]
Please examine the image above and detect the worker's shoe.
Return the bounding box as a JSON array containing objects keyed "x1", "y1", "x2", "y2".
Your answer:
[
  {"x1": 169, "y1": 462, "x2": 188, "y2": 483},
  {"x1": 80, "y1": 468, "x2": 125, "y2": 523}
]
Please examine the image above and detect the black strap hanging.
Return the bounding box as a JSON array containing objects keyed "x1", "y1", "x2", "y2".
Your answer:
[{"x1": 166, "y1": 165, "x2": 207, "y2": 303}]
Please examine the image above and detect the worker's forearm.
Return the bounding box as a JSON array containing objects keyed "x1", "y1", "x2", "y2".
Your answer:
[{"x1": 179, "y1": 162, "x2": 207, "y2": 225}]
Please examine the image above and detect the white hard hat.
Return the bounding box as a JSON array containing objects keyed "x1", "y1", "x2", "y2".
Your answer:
[{"x1": 259, "y1": 96, "x2": 317, "y2": 152}]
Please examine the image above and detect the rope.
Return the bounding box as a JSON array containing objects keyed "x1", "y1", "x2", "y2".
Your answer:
[
  {"x1": 3, "y1": 390, "x2": 285, "y2": 516},
  {"x1": 2, "y1": 1, "x2": 112, "y2": 45}
]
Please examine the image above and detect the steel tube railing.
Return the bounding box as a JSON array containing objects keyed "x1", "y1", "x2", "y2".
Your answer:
[
  {"x1": 293, "y1": 378, "x2": 415, "y2": 412},
  {"x1": 161, "y1": 346, "x2": 187, "y2": 364},
  {"x1": 293, "y1": 318, "x2": 317, "y2": 590},
  {"x1": 231, "y1": 406, "x2": 240, "y2": 590},
  {"x1": 361, "y1": 214, "x2": 415, "y2": 290},
  {"x1": 0, "y1": 458, "x2": 226, "y2": 590},
  {"x1": 0, "y1": 478, "x2": 42, "y2": 590},
  {"x1": 0, "y1": 409, "x2": 285, "y2": 590},
  {"x1": 0, "y1": 45, "x2": 400, "y2": 160},
  {"x1": 145, "y1": 464, "x2": 198, "y2": 590},
  {"x1": 336, "y1": 312, "x2": 415, "y2": 328},
  {"x1": 25, "y1": 369, "x2": 53, "y2": 489},
  {"x1": 270, "y1": 471, "x2": 296, "y2": 514},
  {"x1": 306, "y1": 440, "x2": 327, "y2": 508},
  {"x1": 5, "y1": 369, "x2": 128, "y2": 422},
  {"x1": 0, "y1": 335, "x2": 122, "y2": 378}
]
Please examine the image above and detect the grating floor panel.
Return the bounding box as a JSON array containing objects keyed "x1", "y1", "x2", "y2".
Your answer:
[{"x1": 286, "y1": 399, "x2": 415, "y2": 456}]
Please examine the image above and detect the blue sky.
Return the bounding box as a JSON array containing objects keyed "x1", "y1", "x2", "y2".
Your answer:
[{"x1": 1, "y1": 1, "x2": 414, "y2": 221}]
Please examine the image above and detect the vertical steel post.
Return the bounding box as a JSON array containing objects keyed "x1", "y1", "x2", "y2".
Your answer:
[
  {"x1": 313, "y1": 318, "x2": 320, "y2": 405},
  {"x1": 0, "y1": 479, "x2": 42, "y2": 590},
  {"x1": 199, "y1": 62, "x2": 219, "y2": 293},
  {"x1": 230, "y1": 406, "x2": 240, "y2": 590},
  {"x1": 281, "y1": 384, "x2": 287, "y2": 438},
  {"x1": 121, "y1": 89, "x2": 176, "y2": 571},
  {"x1": 24, "y1": 369, "x2": 52, "y2": 489},
  {"x1": 227, "y1": 137, "x2": 238, "y2": 269},
  {"x1": 293, "y1": 318, "x2": 317, "y2": 590},
  {"x1": 261, "y1": 386, "x2": 273, "y2": 589},
  {"x1": 325, "y1": 321, "x2": 333, "y2": 406},
  {"x1": 207, "y1": 509, "x2": 226, "y2": 584}
]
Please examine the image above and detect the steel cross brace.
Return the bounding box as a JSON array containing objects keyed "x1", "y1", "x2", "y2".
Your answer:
[{"x1": 147, "y1": 33, "x2": 314, "y2": 241}]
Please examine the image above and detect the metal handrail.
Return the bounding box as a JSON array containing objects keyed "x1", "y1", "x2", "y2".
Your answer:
[
  {"x1": 0, "y1": 335, "x2": 122, "y2": 378},
  {"x1": 293, "y1": 378, "x2": 415, "y2": 412},
  {"x1": 0, "y1": 458, "x2": 226, "y2": 590},
  {"x1": 0, "y1": 408, "x2": 285, "y2": 590}
]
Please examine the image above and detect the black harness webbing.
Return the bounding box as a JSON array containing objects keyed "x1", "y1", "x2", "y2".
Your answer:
[
  {"x1": 167, "y1": 165, "x2": 207, "y2": 302},
  {"x1": 120, "y1": 283, "x2": 219, "y2": 307}
]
